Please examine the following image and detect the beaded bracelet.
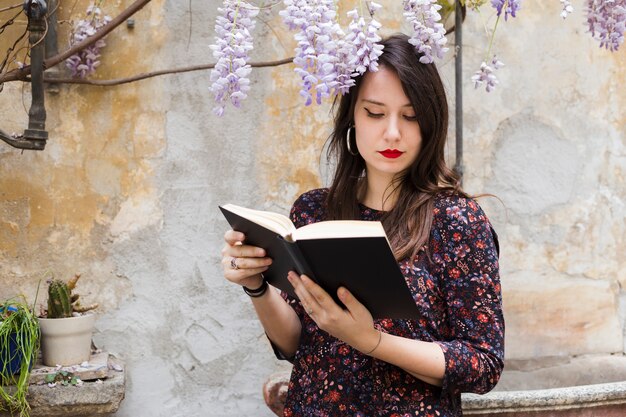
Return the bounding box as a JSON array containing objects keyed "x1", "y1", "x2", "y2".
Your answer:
[{"x1": 243, "y1": 279, "x2": 268, "y2": 298}]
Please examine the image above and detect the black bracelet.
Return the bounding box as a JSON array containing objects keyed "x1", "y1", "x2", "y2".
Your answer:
[{"x1": 243, "y1": 279, "x2": 268, "y2": 298}]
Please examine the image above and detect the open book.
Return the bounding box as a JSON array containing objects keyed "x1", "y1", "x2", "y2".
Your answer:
[{"x1": 220, "y1": 204, "x2": 419, "y2": 319}]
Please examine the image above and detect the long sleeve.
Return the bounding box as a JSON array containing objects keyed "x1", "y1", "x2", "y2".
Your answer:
[{"x1": 432, "y1": 196, "x2": 505, "y2": 395}]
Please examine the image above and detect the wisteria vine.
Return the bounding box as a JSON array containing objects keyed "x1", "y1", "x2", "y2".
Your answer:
[
  {"x1": 585, "y1": 0, "x2": 626, "y2": 52},
  {"x1": 65, "y1": 2, "x2": 112, "y2": 79},
  {"x1": 402, "y1": 0, "x2": 449, "y2": 64},
  {"x1": 471, "y1": 55, "x2": 504, "y2": 92},
  {"x1": 209, "y1": 0, "x2": 259, "y2": 116},
  {"x1": 58, "y1": 1, "x2": 625, "y2": 110},
  {"x1": 279, "y1": 0, "x2": 341, "y2": 105}
]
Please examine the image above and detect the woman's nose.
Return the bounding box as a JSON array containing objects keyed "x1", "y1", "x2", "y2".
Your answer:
[{"x1": 384, "y1": 116, "x2": 401, "y2": 142}]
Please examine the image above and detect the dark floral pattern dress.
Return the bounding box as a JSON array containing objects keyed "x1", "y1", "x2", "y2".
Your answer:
[{"x1": 273, "y1": 188, "x2": 504, "y2": 417}]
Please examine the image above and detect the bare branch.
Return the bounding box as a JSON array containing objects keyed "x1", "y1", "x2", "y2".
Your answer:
[
  {"x1": 0, "y1": 21, "x2": 28, "y2": 74},
  {"x1": 0, "y1": 3, "x2": 22, "y2": 13},
  {"x1": 42, "y1": 57, "x2": 294, "y2": 86}
]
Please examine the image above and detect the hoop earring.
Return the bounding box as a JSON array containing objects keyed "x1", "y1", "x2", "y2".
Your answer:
[{"x1": 346, "y1": 126, "x2": 358, "y2": 156}]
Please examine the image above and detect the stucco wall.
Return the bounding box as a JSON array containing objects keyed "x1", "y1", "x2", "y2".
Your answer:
[{"x1": 0, "y1": 0, "x2": 624, "y2": 416}]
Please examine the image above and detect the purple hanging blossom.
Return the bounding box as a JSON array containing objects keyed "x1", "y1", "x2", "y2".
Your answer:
[
  {"x1": 334, "y1": 10, "x2": 385, "y2": 96},
  {"x1": 280, "y1": 0, "x2": 343, "y2": 105},
  {"x1": 333, "y1": 36, "x2": 357, "y2": 96},
  {"x1": 65, "y1": 4, "x2": 111, "y2": 79},
  {"x1": 280, "y1": 0, "x2": 311, "y2": 30},
  {"x1": 312, "y1": 0, "x2": 343, "y2": 104},
  {"x1": 280, "y1": 0, "x2": 316, "y2": 104},
  {"x1": 402, "y1": 0, "x2": 449, "y2": 64},
  {"x1": 560, "y1": 0, "x2": 574, "y2": 19},
  {"x1": 345, "y1": 2, "x2": 384, "y2": 75},
  {"x1": 491, "y1": 0, "x2": 522, "y2": 20},
  {"x1": 586, "y1": 0, "x2": 626, "y2": 52},
  {"x1": 471, "y1": 55, "x2": 504, "y2": 92},
  {"x1": 280, "y1": 1, "x2": 385, "y2": 103},
  {"x1": 209, "y1": 0, "x2": 259, "y2": 116}
]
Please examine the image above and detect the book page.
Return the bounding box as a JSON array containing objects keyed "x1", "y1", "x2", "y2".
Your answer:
[
  {"x1": 292, "y1": 220, "x2": 387, "y2": 241},
  {"x1": 221, "y1": 204, "x2": 295, "y2": 237}
]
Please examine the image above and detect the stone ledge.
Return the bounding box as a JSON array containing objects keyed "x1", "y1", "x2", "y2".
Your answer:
[
  {"x1": 1, "y1": 354, "x2": 125, "y2": 417},
  {"x1": 463, "y1": 381, "x2": 626, "y2": 414}
]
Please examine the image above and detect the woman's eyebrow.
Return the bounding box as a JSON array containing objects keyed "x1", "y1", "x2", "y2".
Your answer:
[{"x1": 361, "y1": 99, "x2": 413, "y2": 108}]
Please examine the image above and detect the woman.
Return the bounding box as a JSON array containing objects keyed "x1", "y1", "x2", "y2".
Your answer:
[{"x1": 222, "y1": 34, "x2": 504, "y2": 416}]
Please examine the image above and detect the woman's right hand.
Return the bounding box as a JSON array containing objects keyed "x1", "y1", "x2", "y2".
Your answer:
[{"x1": 221, "y1": 230, "x2": 273, "y2": 289}]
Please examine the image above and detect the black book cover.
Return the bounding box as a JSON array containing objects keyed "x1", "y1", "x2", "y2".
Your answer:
[
  {"x1": 220, "y1": 206, "x2": 307, "y2": 300},
  {"x1": 220, "y1": 206, "x2": 420, "y2": 319}
]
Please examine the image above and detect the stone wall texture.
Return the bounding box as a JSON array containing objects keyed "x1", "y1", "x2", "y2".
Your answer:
[{"x1": 0, "y1": 1, "x2": 624, "y2": 416}]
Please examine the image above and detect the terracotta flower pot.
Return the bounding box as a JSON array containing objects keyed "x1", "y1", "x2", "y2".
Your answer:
[{"x1": 38, "y1": 314, "x2": 96, "y2": 366}]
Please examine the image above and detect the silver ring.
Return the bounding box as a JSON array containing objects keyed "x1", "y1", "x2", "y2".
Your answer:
[
  {"x1": 306, "y1": 307, "x2": 313, "y2": 315},
  {"x1": 230, "y1": 257, "x2": 239, "y2": 270}
]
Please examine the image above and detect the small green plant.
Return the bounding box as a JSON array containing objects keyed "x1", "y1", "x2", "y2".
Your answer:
[
  {"x1": 44, "y1": 370, "x2": 81, "y2": 386},
  {"x1": 46, "y1": 274, "x2": 98, "y2": 319},
  {"x1": 0, "y1": 296, "x2": 40, "y2": 417}
]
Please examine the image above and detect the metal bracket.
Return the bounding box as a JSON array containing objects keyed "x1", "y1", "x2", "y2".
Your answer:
[{"x1": 0, "y1": 0, "x2": 49, "y2": 151}]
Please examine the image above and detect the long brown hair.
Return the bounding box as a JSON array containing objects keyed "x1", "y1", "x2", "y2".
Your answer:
[{"x1": 325, "y1": 34, "x2": 464, "y2": 260}]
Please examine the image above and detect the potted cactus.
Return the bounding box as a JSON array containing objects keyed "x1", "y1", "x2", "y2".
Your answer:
[
  {"x1": 0, "y1": 297, "x2": 39, "y2": 417},
  {"x1": 38, "y1": 274, "x2": 98, "y2": 366}
]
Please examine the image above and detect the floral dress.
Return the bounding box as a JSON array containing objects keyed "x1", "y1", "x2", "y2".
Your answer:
[{"x1": 273, "y1": 188, "x2": 504, "y2": 417}]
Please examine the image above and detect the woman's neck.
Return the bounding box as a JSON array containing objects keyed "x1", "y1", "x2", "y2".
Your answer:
[{"x1": 359, "y1": 173, "x2": 400, "y2": 211}]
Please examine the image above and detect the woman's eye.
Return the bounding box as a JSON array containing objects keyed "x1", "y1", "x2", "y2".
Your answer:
[
  {"x1": 404, "y1": 115, "x2": 418, "y2": 121},
  {"x1": 365, "y1": 109, "x2": 384, "y2": 118}
]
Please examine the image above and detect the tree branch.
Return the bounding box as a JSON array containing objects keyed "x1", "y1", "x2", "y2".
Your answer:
[
  {"x1": 0, "y1": 3, "x2": 22, "y2": 13},
  {"x1": 41, "y1": 57, "x2": 294, "y2": 86},
  {"x1": 0, "y1": 0, "x2": 153, "y2": 84}
]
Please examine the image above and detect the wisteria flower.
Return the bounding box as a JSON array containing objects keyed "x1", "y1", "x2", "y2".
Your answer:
[
  {"x1": 491, "y1": 0, "x2": 522, "y2": 20},
  {"x1": 471, "y1": 55, "x2": 504, "y2": 92},
  {"x1": 65, "y1": 4, "x2": 111, "y2": 79},
  {"x1": 586, "y1": 0, "x2": 626, "y2": 52},
  {"x1": 281, "y1": 0, "x2": 318, "y2": 105},
  {"x1": 280, "y1": 0, "x2": 344, "y2": 105},
  {"x1": 345, "y1": 2, "x2": 384, "y2": 75},
  {"x1": 560, "y1": 0, "x2": 574, "y2": 19},
  {"x1": 332, "y1": 36, "x2": 357, "y2": 96},
  {"x1": 209, "y1": 0, "x2": 259, "y2": 116},
  {"x1": 311, "y1": 4, "x2": 343, "y2": 104},
  {"x1": 402, "y1": 0, "x2": 449, "y2": 64}
]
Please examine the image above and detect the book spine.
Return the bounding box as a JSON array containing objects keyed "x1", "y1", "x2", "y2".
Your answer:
[{"x1": 280, "y1": 239, "x2": 315, "y2": 279}]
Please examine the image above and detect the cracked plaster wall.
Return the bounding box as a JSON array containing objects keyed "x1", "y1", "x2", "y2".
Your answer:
[{"x1": 0, "y1": 0, "x2": 624, "y2": 416}]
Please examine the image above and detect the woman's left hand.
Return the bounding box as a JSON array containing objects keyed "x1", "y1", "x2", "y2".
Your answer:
[{"x1": 287, "y1": 271, "x2": 381, "y2": 354}]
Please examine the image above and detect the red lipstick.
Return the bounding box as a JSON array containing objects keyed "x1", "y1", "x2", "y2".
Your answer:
[{"x1": 379, "y1": 149, "x2": 403, "y2": 159}]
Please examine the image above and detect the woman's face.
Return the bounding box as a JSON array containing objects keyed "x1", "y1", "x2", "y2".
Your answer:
[{"x1": 353, "y1": 66, "x2": 423, "y2": 184}]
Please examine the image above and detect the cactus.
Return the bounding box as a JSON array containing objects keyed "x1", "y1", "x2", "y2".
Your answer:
[
  {"x1": 47, "y1": 279, "x2": 72, "y2": 318},
  {"x1": 46, "y1": 274, "x2": 98, "y2": 318}
]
